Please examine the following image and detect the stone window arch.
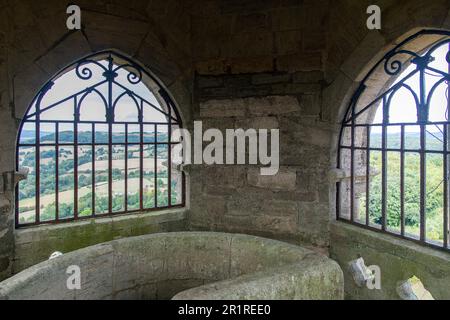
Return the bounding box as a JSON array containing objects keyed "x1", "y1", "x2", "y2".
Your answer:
[
  {"x1": 337, "y1": 30, "x2": 450, "y2": 250},
  {"x1": 16, "y1": 51, "x2": 185, "y2": 227}
]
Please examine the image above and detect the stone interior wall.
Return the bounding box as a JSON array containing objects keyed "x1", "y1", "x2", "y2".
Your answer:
[
  {"x1": 0, "y1": 0, "x2": 194, "y2": 281},
  {"x1": 0, "y1": 0, "x2": 450, "y2": 296}
]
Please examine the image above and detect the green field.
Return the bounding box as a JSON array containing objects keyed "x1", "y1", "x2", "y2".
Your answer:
[
  {"x1": 356, "y1": 130, "x2": 447, "y2": 243},
  {"x1": 17, "y1": 131, "x2": 181, "y2": 224}
]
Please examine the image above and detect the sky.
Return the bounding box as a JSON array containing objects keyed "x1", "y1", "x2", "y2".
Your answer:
[
  {"x1": 371, "y1": 43, "x2": 449, "y2": 133},
  {"x1": 25, "y1": 59, "x2": 170, "y2": 133}
]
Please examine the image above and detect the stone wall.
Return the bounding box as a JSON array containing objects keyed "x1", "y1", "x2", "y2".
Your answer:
[
  {"x1": 330, "y1": 222, "x2": 450, "y2": 300},
  {"x1": 1, "y1": 0, "x2": 450, "y2": 293},
  {"x1": 0, "y1": 1, "x2": 16, "y2": 281},
  {"x1": 188, "y1": 0, "x2": 330, "y2": 247},
  {"x1": 0, "y1": 0, "x2": 194, "y2": 281},
  {"x1": 189, "y1": 75, "x2": 331, "y2": 247}
]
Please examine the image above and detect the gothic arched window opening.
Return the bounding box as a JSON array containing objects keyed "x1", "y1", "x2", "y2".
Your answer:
[
  {"x1": 16, "y1": 51, "x2": 185, "y2": 227},
  {"x1": 338, "y1": 30, "x2": 450, "y2": 251}
]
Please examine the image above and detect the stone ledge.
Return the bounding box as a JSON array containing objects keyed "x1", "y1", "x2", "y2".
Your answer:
[
  {"x1": 172, "y1": 254, "x2": 343, "y2": 300},
  {"x1": 13, "y1": 209, "x2": 187, "y2": 274},
  {"x1": 330, "y1": 221, "x2": 450, "y2": 265},
  {"x1": 1, "y1": 232, "x2": 344, "y2": 300},
  {"x1": 330, "y1": 221, "x2": 450, "y2": 300},
  {"x1": 15, "y1": 208, "x2": 187, "y2": 244}
]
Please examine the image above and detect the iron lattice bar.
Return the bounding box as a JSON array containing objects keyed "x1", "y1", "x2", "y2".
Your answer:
[
  {"x1": 15, "y1": 51, "x2": 185, "y2": 228},
  {"x1": 337, "y1": 30, "x2": 450, "y2": 252}
]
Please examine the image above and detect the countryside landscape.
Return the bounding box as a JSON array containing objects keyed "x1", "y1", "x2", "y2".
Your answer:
[
  {"x1": 355, "y1": 128, "x2": 447, "y2": 243},
  {"x1": 18, "y1": 126, "x2": 182, "y2": 224}
]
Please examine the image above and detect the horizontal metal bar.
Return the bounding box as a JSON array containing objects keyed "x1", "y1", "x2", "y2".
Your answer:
[
  {"x1": 342, "y1": 121, "x2": 450, "y2": 127},
  {"x1": 21, "y1": 120, "x2": 179, "y2": 126},
  {"x1": 113, "y1": 80, "x2": 178, "y2": 123},
  {"x1": 18, "y1": 142, "x2": 181, "y2": 147},
  {"x1": 337, "y1": 218, "x2": 449, "y2": 253},
  {"x1": 339, "y1": 145, "x2": 448, "y2": 154},
  {"x1": 17, "y1": 204, "x2": 185, "y2": 229},
  {"x1": 25, "y1": 80, "x2": 108, "y2": 120},
  {"x1": 345, "y1": 69, "x2": 420, "y2": 124}
]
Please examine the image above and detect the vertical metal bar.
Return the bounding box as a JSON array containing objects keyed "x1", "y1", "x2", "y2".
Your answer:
[
  {"x1": 92, "y1": 123, "x2": 95, "y2": 216},
  {"x1": 154, "y1": 124, "x2": 158, "y2": 208},
  {"x1": 55, "y1": 122, "x2": 59, "y2": 222},
  {"x1": 336, "y1": 136, "x2": 341, "y2": 221},
  {"x1": 366, "y1": 125, "x2": 371, "y2": 226},
  {"x1": 445, "y1": 47, "x2": 450, "y2": 249},
  {"x1": 15, "y1": 138, "x2": 20, "y2": 228},
  {"x1": 107, "y1": 57, "x2": 113, "y2": 214},
  {"x1": 381, "y1": 98, "x2": 388, "y2": 231},
  {"x1": 444, "y1": 126, "x2": 448, "y2": 248},
  {"x1": 401, "y1": 125, "x2": 406, "y2": 236},
  {"x1": 420, "y1": 124, "x2": 426, "y2": 242},
  {"x1": 139, "y1": 102, "x2": 144, "y2": 211},
  {"x1": 350, "y1": 106, "x2": 355, "y2": 222},
  {"x1": 108, "y1": 123, "x2": 112, "y2": 213},
  {"x1": 168, "y1": 103, "x2": 172, "y2": 207},
  {"x1": 35, "y1": 96, "x2": 41, "y2": 224},
  {"x1": 125, "y1": 124, "x2": 128, "y2": 211},
  {"x1": 182, "y1": 172, "x2": 186, "y2": 207},
  {"x1": 419, "y1": 68, "x2": 427, "y2": 242},
  {"x1": 74, "y1": 97, "x2": 79, "y2": 219}
]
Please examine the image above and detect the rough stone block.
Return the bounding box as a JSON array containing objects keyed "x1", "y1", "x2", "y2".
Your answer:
[
  {"x1": 197, "y1": 76, "x2": 224, "y2": 89},
  {"x1": 229, "y1": 56, "x2": 274, "y2": 74},
  {"x1": 235, "y1": 116, "x2": 279, "y2": 130},
  {"x1": 35, "y1": 32, "x2": 92, "y2": 76},
  {"x1": 200, "y1": 99, "x2": 246, "y2": 118},
  {"x1": 247, "y1": 96, "x2": 300, "y2": 116},
  {"x1": 298, "y1": 93, "x2": 321, "y2": 116},
  {"x1": 303, "y1": 32, "x2": 327, "y2": 52},
  {"x1": 275, "y1": 30, "x2": 302, "y2": 55},
  {"x1": 234, "y1": 13, "x2": 271, "y2": 33},
  {"x1": 293, "y1": 71, "x2": 324, "y2": 83},
  {"x1": 229, "y1": 32, "x2": 273, "y2": 58},
  {"x1": 272, "y1": 7, "x2": 303, "y2": 31},
  {"x1": 276, "y1": 53, "x2": 322, "y2": 72},
  {"x1": 271, "y1": 83, "x2": 321, "y2": 95},
  {"x1": 247, "y1": 167, "x2": 296, "y2": 191},
  {"x1": 251, "y1": 73, "x2": 292, "y2": 85}
]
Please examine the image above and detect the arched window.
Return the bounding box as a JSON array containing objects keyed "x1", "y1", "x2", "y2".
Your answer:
[
  {"x1": 338, "y1": 30, "x2": 450, "y2": 250},
  {"x1": 16, "y1": 51, "x2": 185, "y2": 227}
]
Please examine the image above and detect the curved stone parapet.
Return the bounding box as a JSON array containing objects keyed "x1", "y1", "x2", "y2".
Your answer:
[{"x1": 0, "y1": 232, "x2": 344, "y2": 300}]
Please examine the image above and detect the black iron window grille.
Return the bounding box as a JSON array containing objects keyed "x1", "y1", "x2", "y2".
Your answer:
[
  {"x1": 16, "y1": 51, "x2": 185, "y2": 227},
  {"x1": 337, "y1": 30, "x2": 450, "y2": 251}
]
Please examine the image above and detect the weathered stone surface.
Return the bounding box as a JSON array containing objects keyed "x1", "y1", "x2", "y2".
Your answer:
[
  {"x1": 174, "y1": 256, "x2": 344, "y2": 300},
  {"x1": 330, "y1": 222, "x2": 450, "y2": 300},
  {"x1": 247, "y1": 167, "x2": 296, "y2": 191},
  {"x1": 276, "y1": 53, "x2": 322, "y2": 72},
  {"x1": 35, "y1": 32, "x2": 92, "y2": 77},
  {"x1": 235, "y1": 116, "x2": 279, "y2": 130},
  {"x1": 251, "y1": 73, "x2": 291, "y2": 85},
  {"x1": 1, "y1": 0, "x2": 450, "y2": 301},
  {"x1": 82, "y1": 10, "x2": 149, "y2": 55},
  {"x1": 200, "y1": 99, "x2": 246, "y2": 118},
  {"x1": 293, "y1": 71, "x2": 324, "y2": 83},
  {"x1": 247, "y1": 95, "x2": 300, "y2": 116},
  {"x1": 275, "y1": 30, "x2": 302, "y2": 55},
  {"x1": 340, "y1": 31, "x2": 387, "y2": 82},
  {"x1": 0, "y1": 232, "x2": 344, "y2": 300}
]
